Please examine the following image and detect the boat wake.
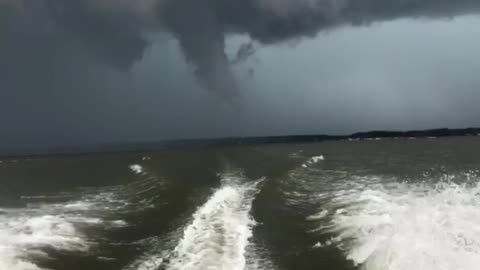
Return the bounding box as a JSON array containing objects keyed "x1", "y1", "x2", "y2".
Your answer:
[
  {"x1": 0, "y1": 163, "x2": 166, "y2": 270},
  {"x1": 309, "y1": 173, "x2": 480, "y2": 270},
  {"x1": 129, "y1": 172, "x2": 268, "y2": 270},
  {"x1": 0, "y1": 207, "x2": 93, "y2": 270}
]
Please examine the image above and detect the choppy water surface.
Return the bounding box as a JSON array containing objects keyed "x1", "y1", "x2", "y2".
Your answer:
[{"x1": 1, "y1": 137, "x2": 480, "y2": 270}]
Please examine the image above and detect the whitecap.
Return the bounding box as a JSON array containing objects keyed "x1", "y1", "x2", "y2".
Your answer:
[
  {"x1": 309, "y1": 156, "x2": 325, "y2": 163},
  {"x1": 164, "y1": 174, "x2": 266, "y2": 270},
  {"x1": 306, "y1": 209, "x2": 328, "y2": 221},
  {"x1": 0, "y1": 212, "x2": 90, "y2": 270},
  {"x1": 130, "y1": 164, "x2": 144, "y2": 174},
  {"x1": 323, "y1": 180, "x2": 480, "y2": 270}
]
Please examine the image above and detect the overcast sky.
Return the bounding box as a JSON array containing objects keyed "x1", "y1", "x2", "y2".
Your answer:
[{"x1": 1, "y1": 1, "x2": 480, "y2": 151}]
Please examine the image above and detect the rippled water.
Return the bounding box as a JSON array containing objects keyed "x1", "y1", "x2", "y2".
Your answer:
[{"x1": 1, "y1": 136, "x2": 480, "y2": 270}]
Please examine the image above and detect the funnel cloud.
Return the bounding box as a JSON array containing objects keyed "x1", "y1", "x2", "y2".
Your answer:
[
  {"x1": 1, "y1": 1, "x2": 480, "y2": 152},
  {"x1": 2, "y1": 0, "x2": 480, "y2": 96}
]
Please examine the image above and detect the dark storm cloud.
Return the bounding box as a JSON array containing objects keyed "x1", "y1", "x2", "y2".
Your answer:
[
  {"x1": 2, "y1": 0, "x2": 480, "y2": 97},
  {"x1": 159, "y1": 0, "x2": 480, "y2": 95}
]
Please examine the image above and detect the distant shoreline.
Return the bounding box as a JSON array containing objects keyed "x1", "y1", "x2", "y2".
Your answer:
[{"x1": 1, "y1": 128, "x2": 479, "y2": 159}]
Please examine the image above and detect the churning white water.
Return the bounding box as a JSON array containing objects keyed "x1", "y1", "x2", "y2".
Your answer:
[
  {"x1": 0, "y1": 188, "x2": 131, "y2": 270},
  {"x1": 0, "y1": 210, "x2": 90, "y2": 270},
  {"x1": 165, "y1": 174, "x2": 264, "y2": 270},
  {"x1": 0, "y1": 171, "x2": 147, "y2": 270},
  {"x1": 319, "y1": 178, "x2": 480, "y2": 270}
]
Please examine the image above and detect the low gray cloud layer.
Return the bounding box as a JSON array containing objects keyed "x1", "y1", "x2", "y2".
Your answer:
[
  {"x1": 2, "y1": 0, "x2": 480, "y2": 95},
  {"x1": 1, "y1": 1, "x2": 480, "y2": 151}
]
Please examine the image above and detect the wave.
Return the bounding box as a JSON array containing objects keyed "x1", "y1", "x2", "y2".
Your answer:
[
  {"x1": 0, "y1": 163, "x2": 167, "y2": 270},
  {"x1": 311, "y1": 174, "x2": 480, "y2": 270},
  {"x1": 128, "y1": 172, "x2": 266, "y2": 270},
  {"x1": 166, "y1": 173, "x2": 264, "y2": 270},
  {"x1": 0, "y1": 212, "x2": 90, "y2": 270},
  {"x1": 23, "y1": 163, "x2": 166, "y2": 214}
]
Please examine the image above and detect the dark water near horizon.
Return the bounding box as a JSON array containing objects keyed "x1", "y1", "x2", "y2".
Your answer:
[{"x1": 1, "y1": 137, "x2": 480, "y2": 270}]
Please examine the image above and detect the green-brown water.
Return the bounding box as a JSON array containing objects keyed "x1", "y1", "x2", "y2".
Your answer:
[{"x1": 1, "y1": 136, "x2": 480, "y2": 270}]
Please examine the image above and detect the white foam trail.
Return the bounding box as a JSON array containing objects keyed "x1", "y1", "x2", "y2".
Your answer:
[
  {"x1": 322, "y1": 180, "x2": 480, "y2": 270},
  {"x1": 0, "y1": 177, "x2": 154, "y2": 269},
  {"x1": 0, "y1": 213, "x2": 90, "y2": 270},
  {"x1": 1, "y1": 167, "x2": 166, "y2": 269},
  {"x1": 0, "y1": 249, "x2": 44, "y2": 270},
  {"x1": 129, "y1": 254, "x2": 164, "y2": 270},
  {"x1": 165, "y1": 175, "x2": 263, "y2": 270}
]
